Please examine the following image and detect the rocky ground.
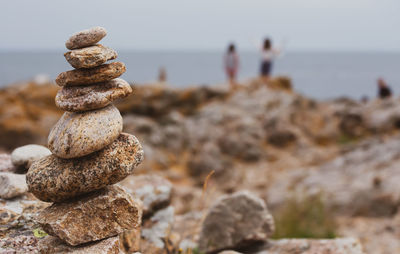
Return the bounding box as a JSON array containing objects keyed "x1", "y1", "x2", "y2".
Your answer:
[{"x1": 1, "y1": 77, "x2": 400, "y2": 253}]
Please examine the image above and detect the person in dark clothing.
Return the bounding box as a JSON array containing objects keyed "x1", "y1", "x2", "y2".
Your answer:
[{"x1": 377, "y1": 78, "x2": 392, "y2": 99}]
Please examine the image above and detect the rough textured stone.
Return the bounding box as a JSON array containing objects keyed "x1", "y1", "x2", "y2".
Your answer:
[
  {"x1": 120, "y1": 228, "x2": 141, "y2": 253},
  {"x1": 119, "y1": 174, "x2": 172, "y2": 216},
  {"x1": 199, "y1": 191, "x2": 275, "y2": 254},
  {"x1": 0, "y1": 172, "x2": 28, "y2": 199},
  {"x1": 56, "y1": 62, "x2": 126, "y2": 86},
  {"x1": 64, "y1": 44, "x2": 117, "y2": 69},
  {"x1": 65, "y1": 26, "x2": 107, "y2": 50},
  {"x1": 27, "y1": 133, "x2": 144, "y2": 202},
  {"x1": 36, "y1": 185, "x2": 142, "y2": 246},
  {"x1": 0, "y1": 154, "x2": 16, "y2": 172},
  {"x1": 48, "y1": 104, "x2": 122, "y2": 158},
  {"x1": 11, "y1": 144, "x2": 51, "y2": 170},
  {"x1": 55, "y1": 78, "x2": 132, "y2": 112}
]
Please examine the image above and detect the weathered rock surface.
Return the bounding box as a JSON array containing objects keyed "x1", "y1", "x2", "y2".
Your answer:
[
  {"x1": 65, "y1": 26, "x2": 107, "y2": 50},
  {"x1": 56, "y1": 62, "x2": 126, "y2": 86},
  {"x1": 64, "y1": 44, "x2": 117, "y2": 69},
  {"x1": 27, "y1": 133, "x2": 144, "y2": 202},
  {"x1": 55, "y1": 78, "x2": 132, "y2": 112},
  {"x1": 199, "y1": 191, "x2": 275, "y2": 254},
  {"x1": 119, "y1": 228, "x2": 141, "y2": 254},
  {"x1": 0, "y1": 172, "x2": 28, "y2": 199},
  {"x1": 48, "y1": 104, "x2": 122, "y2": 158},
  {"x1": 11, "y1": 144, "x2": 51, "y2": 170},
  {"x1": 119, "y1": 174, "x2": 172, "y2": 216},
  {"x1": 36, "y1": 185, "x2": 142, "y2": 246},
  {"x1": 0, "y1": 153, "x2": 16, "y2": 172}
]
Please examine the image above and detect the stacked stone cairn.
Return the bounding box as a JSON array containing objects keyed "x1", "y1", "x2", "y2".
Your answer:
[{"x1": 26, "y1": 27, "x2": 144, "y2": 247}]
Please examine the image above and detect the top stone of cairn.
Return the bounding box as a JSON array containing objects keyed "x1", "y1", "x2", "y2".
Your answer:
[{"x1": 65, "y1": 26, "x2": 107, "y2": 50}]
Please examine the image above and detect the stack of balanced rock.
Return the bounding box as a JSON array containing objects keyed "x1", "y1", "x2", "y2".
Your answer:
[{"x1": 26, "y1": 27, "x2": 144, "y2": 246}]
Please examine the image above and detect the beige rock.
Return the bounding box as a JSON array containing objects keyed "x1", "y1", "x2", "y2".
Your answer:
[
  {"x1": 55, "y1": 78, "x2": 132, "y2": 112},
  {"x1": 64, "y1": 44, "x2": 117, "y2": 69},
  {"x1": 48, "y1": 104, "x2": 122, "y2": 158},
  {"x1": 36, "y1": 185, "x2": 142, "y2": 246},
  {"x1": 0, "y1": 172, "x2": 27, "y2": 199},
  {"x1": 65, "y1": 26, "x2": 107, "y2": 50},
  {"x1": 27, "y1": 133, "x2": 144, "y2": 202},
  {"x1": 120, "y1": 228, "x2": 141, "y2": 253},
  {"x1": 11, "y1": 144, "x2": 51, "y2": 170},
  {"x1": 55, "y1": 62, "x2": 126, "y2": 86}
]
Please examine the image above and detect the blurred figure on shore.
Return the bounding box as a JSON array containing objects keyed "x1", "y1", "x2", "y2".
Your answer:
[
  {"x1": 377, "y1": 78, "x2": 392, "y2": 99},
  {"x1": 224, "y1": 43, "x2": 239, "y2": 90},
  {"x1": 158, "y1": 66, "x2": 167, "y2": 83},
  {"x1": 260, "y1": 38, "x2": 282, "y2": 84}
]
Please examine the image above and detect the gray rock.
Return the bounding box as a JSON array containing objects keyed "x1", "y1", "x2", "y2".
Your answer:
[
  {"x1": 0, "y1": 154, "x2": 16, "y2": 173},
  {"x1": 55, "y1": 78, "x2": 132, "y2": 112},
  {"x1": 119, "y1": 174, "x2": 172, "y2": 216},
  {"x1": 141, "y1": 206, "x2": 174, "y2": 249},
  {"x1": 27, "y1": 133, "x2": 144, "y2": 202},
  {"x1": 65, "y1": 26, "x2": 107, "y2": 50},
  {"x1": 64, "y1": 44, "x2": 117, "y2": 69},
  {"x1": 199, "y1": 191, "x2": 275, "y2": 253},
  {"x1": 56, "y1": 62, "x2": 126, "y2": 86},
  {"x1": 11, "y1": 144, "x2": 51, "y2": 170},
  {"x1": 48, "y1": 104, "x2": 122, "y2": 158},
  {"x1": 36, "y1": 185, "x2": 142, "y2": 246},
  {"x1": 0, "y1": 172, "x2": 28, "y2": 199}
]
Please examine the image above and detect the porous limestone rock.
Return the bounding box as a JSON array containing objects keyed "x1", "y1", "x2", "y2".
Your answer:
[
  {"x1": 64, "y1": 44, "x2": 117, "y2": 69},
  {"x1": 27, "y1": 133, "x2": 144, "y2": 202},
  {"x1": 65, "y1": 26, "x2": 107, "y2": 50},
  {"x1": 199, "y1": 191, "x2": 275, "y2": 253},
  {"x1": 55, "y1": 62, "x2": 126, "y2": 86},
  {"x1": 0, "y1": 172, "x2": 28, "y2": 199},
  {"x1": 11, "y1": 144, "x2": 51, "y2": 170},
  {"x1": 55, "y1": 78, "x2": 132, "y2": 112},
  {"x1": 48, "y1": 104, "x2": 122, "y2": 158},
  {"x1": 36, "y1": 185, "x2": 142, "y2": 246}
]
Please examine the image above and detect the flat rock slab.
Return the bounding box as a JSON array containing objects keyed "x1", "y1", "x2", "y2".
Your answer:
[
  {"x1": 199, "y1": 191, "x2": 275, "y2": 254},
  {"x1": 56, "y1": 78, "x2": 132, "y2": 112},
  {"x1": 27, "y1": 133, "x2": 144, "y2": 202},
  {"x1": 36, "y1": 185, "x2": 142, "y2": 246},
  {"x1": 48, "y1": 104, "x2": 122, "y2": 158},
  {"x1": 56, "y1": 62, "x2": 126, "y2": 87},
  {"x1": 65, "y1": 26, "x2": 107, "y2": 50},
  {"x1": 11, "y1": 144, "x2": 51, "y2": 170},
  {"x1": 64, "y1": 44, "x2": 117, "y2": 69},
  {"x1": 0, "y1": 172, "x2": 27, "y2": 199}
]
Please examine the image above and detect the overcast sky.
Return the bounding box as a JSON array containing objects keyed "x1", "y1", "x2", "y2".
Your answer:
[{"x1": 0, "y1": 0, "x2": 399, "y2": 51}]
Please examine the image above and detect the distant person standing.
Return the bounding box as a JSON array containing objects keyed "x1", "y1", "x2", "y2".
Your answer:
[
  {"x1": 259, "y1": 38, "x2": 281, "y2": 84},
  {"x1": 377, "y1": 78, "x2": 392, "y2": 99},
  {"x1": 224, "y1": 43, "x2": 239, "y2": 89}
]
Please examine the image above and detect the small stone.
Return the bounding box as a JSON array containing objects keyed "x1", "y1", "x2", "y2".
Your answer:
[
  {"x1": 141, "y1": 206, "x2": 174, "y2": 249},
  {"x1": 0, "y1": 172, "x2": 28, "y2": 199},
  {"x1": 119, "y1": 174, "x2": 172, "y2": 217},
  {"x1": 0, "y1": 154, "x2": 16, "y2": 173},
  {"x1": 64, "y1": 44, "x2": 117, "y2": 69},
  {"x1": 11, "y1": 144, "x2": 51, "y2": 170},
  {"x1": 36, "y1": 185, "x2": 142, "y2": 246},
  {"x1": 120, "y1": 228, "x2": 141, "y2": 253},
  {"x1": 65, "y1": 26, "x2": 107, "y2": 50},
  {"x1": 218, "y1": 251, "x2": 243, "y2": 254},
  {"x1": 27, "y1": 133, "x2": 143, "y2": 202},
  {"x1": 55, "y1": 62, "x2": 126, "y2": 86},
  {"x1": 199, "y1": 191, "x2": 275, "y2": 254},
  {"x1": 55, "y1": 78, "x2": 132, "y2": 112},
  {"x1": 48, "y1": 104, "x2": 122, "y2": 158}
]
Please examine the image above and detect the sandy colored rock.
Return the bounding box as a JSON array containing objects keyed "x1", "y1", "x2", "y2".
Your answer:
[
  {"x1": 65, "y1": 26, "x2": 107, "y2": 50},
  {"x1": 36, "y1": 185, "x2": 142, "y2": 246},
  {"x1": 199, "y1": 191, "x2": 275, "y2": 253},
  {"x1": 27, "y1": 133, "x2": 143, "y2": 202},
  {"x1": 11, "y1": 144, "x2": 51, "y2": 170},
  {"x1": 64, "y1": 44, "x2": 117, "y2": 69},
  {"x1": 48, "y1": 104, "x2": 122, "y2": 158},
  {"x1": 55, "y1": 78, "x2": 132, "y2": 112},
  {"x1": 120, "y1": 228, "x2": 141, "y2": 253},
  {"x1": 0, "y1": 172, "x2": 27, "y2": 199},
  {"x1": 55, "y1": 62, "x2": 126, "y2": 86}
]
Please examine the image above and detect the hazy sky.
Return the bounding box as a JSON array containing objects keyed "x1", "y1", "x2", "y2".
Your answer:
[{"x1": 0, "y1": 0, "x2": 399, "y2": 51}]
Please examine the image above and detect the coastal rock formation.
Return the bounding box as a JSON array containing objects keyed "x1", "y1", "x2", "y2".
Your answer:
[
  {"x1": 65, "y1": 26, "x2": 107, "y2": 50},
  {"x1": 64, "y1": 44, "x2": 117, "y2": 69},
  {"x1": 48, "y1": 104, "x2": 123, "y2": 158},
  {"x1": 36, "y1": 185, "x2": 142, "y2": 246},
  {"x1": 10, "y1": 144, "x2": 51, "y2": 170},
  {"x1": 55, "y1": 62, "x2": 126, "y2": 86},
  {"x1": 55, "y1": 78, "x2": 132, "y2": 112},
  {"x1": 199, "y1": 191, "x2": 275, "y2": 253}
]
